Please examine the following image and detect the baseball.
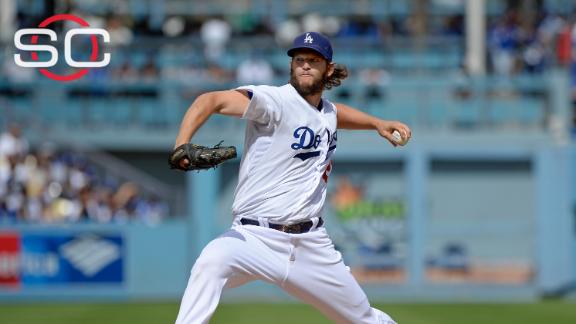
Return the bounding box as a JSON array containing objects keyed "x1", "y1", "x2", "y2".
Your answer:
[{"x1": 392, "y1": 130, "x2": 406, "y2": 145}]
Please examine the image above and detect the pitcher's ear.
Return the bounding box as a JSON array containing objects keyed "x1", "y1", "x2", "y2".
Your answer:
[{"x1": 327, "y1": 62, "x2": 335, "y2": 77}]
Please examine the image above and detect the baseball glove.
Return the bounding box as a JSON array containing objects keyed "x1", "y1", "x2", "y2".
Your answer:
[{"x1": 168, "y1": 141, "x2": 237, "y2": 171}]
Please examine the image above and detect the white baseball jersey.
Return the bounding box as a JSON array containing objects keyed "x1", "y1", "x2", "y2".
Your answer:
[{"x1": 232, "y1": 84, "x2": 337, "y2": 224}]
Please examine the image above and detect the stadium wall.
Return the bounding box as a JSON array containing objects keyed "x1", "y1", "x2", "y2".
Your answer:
[
  {"x1": 3, "y1": 142, "x2": 572, "y2": 302},
  {"x1": 0, "y1": 222, "x2": 188, "y2": 302}
]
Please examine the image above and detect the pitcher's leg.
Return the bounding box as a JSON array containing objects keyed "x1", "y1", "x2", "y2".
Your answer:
[
  {"x1": 281, "y1": 229, "x2": 396, "y2": 324},
  {"x1": 283, "y1": 261, "x2": 395, "y2": 323},
  {"x1": 175, "y1": 258, "x2": 228, "y2": 324},
  {"x1": 175, "y1": 228, "x2": 287, "y2": 324}
]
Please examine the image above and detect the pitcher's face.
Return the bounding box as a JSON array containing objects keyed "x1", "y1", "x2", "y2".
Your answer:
[{"x1": 289, "y1": 50, "x2": 332, "y2": 96}]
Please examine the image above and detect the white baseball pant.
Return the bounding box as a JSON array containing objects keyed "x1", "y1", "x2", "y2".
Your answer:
[{"x1": 175, "y1": 222, "x2": 396, "y2": 324}]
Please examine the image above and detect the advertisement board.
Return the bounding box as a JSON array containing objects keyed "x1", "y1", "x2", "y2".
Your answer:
[
  {"x1": 0, "y1": 233, "x2": 20, "y2": 287},
  {"x1": 0, "y1": 232, "x2": 123, "y2": 289}
]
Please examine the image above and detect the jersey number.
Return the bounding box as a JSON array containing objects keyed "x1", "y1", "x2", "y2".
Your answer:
[{"x1": 322, "y1": 161, "x2": 333, "y2": 183}]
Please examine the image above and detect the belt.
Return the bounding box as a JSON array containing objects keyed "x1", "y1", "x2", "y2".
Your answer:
[{"x1": 240, "y1": 217, "x2": 323, "y2": 234}]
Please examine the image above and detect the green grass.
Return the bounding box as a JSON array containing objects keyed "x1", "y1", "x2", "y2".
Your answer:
[{"x1": 0, "y1": 301, "x2": 574, "y2": 323}]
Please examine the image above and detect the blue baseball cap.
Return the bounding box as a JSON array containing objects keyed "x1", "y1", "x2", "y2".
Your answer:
[{"x1": 287, "y1": 32, "x2": 333, "y2": 62}]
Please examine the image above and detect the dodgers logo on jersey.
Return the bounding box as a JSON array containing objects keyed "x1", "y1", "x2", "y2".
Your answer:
[
  {"x1": 292, "y1": 126, "x2": 321, "y2": 161},
  {"x1": 291, "y1": 127, "x2": 337, "y2": 161}
]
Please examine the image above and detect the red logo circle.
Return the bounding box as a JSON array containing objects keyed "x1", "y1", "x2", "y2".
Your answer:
[{"x1": 30, "y1": 14, "x2": 100, "y2": 82}]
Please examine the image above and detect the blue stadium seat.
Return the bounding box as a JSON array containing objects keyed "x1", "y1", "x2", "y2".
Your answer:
[
  {"x1": 451, "y1": 97, "x2": 483, "y2": 129},
  {"x1": 487, "y1": 98, "x2": 520, "y2": 126},
  {"x1": 62, "y1": 100, "x2": 84, "y2": 126},
  {"x1": 109, "y1": 98, "x2": 136, "y2": 126},
  {"x1": 138, "y1": 100, "x2": 164, "y2": 127},
  {"x1": 87, "y1": 99, "x2": 113, "y2": 127},
  {"x1": 380, "y1": 93, "x2": 420, "y2": 125},
  {"x1": 517, "y1": 98, "x2": 545, "y2": 127},
  {"x1": 427, "y1": 98, "x2": 452, "y2": 129}
]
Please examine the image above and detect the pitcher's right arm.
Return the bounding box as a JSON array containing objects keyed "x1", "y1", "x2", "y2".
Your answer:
[{"x1": 174, "y1": 90, "x2": 251, "y2": 148}]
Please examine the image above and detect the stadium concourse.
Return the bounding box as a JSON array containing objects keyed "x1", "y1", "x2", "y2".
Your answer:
[{"x1": 0, "y1": 1, "x2": 575, "y2": 323}]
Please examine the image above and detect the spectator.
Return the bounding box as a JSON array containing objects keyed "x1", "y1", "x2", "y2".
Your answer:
[
  {"x1": 359, "y1": 67, "x2": 390, "y2": 103},
  {"x1": 556, "y1": 16, "x2": 573, "y2": 66},
  {"x1": 200, "y1": 17, "x2": 231, "y2": 62},
  {"x1": 163, "y1": 16, "x2": 186, "y2": 37},
  {"x1": 140, "y1": 58, "x2": 160, "y2": 83},
  {"x1": 112, "y1": 61, "x2": 139, "y2": 82},
  {"x1": 441, "y1": 14, "x2": 464, "y2": 37},
  {"x1": 236, "y1": 54, "x2": 275, "y2": 85},
  {"x1": 301, "y1": 13, "x2": 324, "y2": 34},
  {"x1": 106, "y1": 15, "x2": 134, "y2": 47},
  {"x1": 275, "y1": 19, "x2": 301, "y2": 46},
  {"x1": 0, "y1": 124, "x2": 28, "y2": 158},
  {"x1": 522, "y1": 40, "x2": 547, "y2": 73},
  {"x1": 488, "y1": 12, "x2": 522, "y2": 77},
  {"x1": 0, "y1": 134, "x2": 169, "y2": 225}
]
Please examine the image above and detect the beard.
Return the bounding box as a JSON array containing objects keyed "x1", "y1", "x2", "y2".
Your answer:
[{"x1": 290, "y1": 68, "x2": 326, "y2": 97}]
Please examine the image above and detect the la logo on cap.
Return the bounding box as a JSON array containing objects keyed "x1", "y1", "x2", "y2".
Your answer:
[{"x1": 304, "y1": 33, "x2": 314, "y2": 43}]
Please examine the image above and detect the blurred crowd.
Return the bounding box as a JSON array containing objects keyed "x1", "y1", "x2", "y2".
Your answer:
[
  {"x1": 1, "y1": 2, "x2": 575, "y2": 87},
  {"x1": 1, "y1": 1, "x2": 575, "y2": 128},
  {"x1": 488, "y1": 9, "x2": 575, "y2": 77},
  {"x1": 0, "y1": 125, "x2": 169, "y2": 225}
]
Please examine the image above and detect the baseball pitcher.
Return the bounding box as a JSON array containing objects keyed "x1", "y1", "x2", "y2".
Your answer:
[{"x1": 170, "y1": 32, "x2": 411, "y2": 324}]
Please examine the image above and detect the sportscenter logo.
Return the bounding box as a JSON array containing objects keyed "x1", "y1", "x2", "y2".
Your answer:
[{"x1": 13, "y1": 14, "x2": 111, "y2": 82}]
